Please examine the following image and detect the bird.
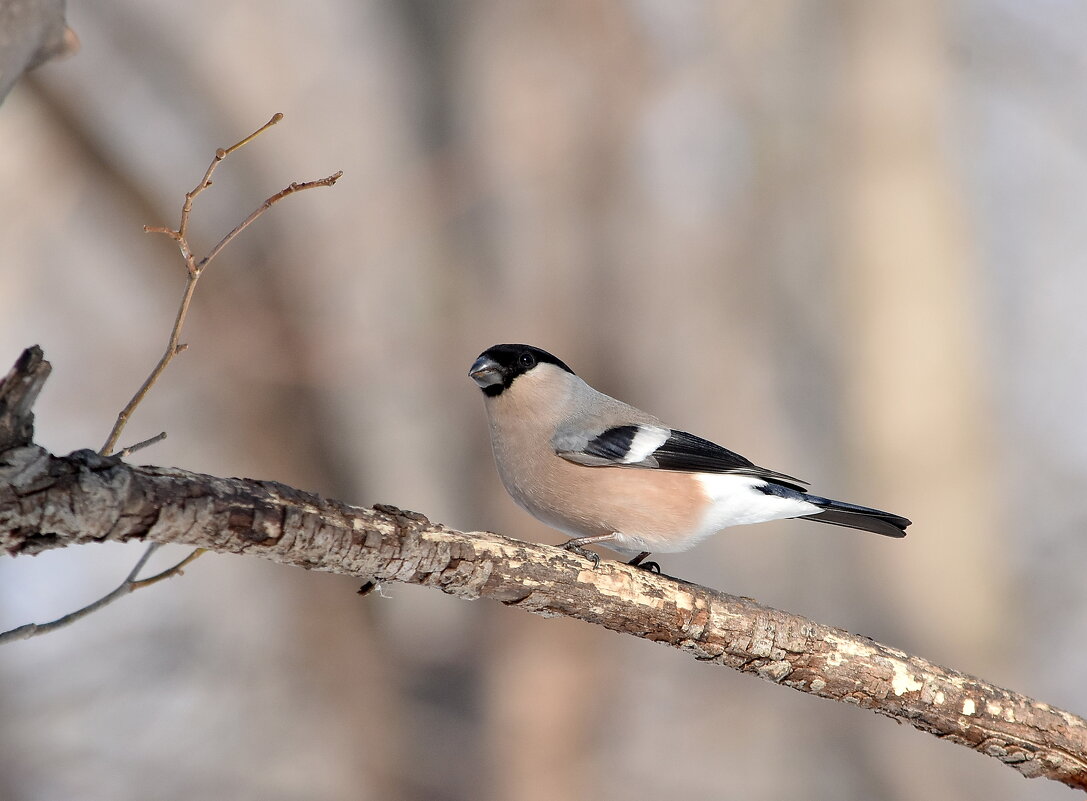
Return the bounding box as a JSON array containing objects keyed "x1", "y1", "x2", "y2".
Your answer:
[{"x1": 468, "y1": 343, "x2": 909, "y2": 570}]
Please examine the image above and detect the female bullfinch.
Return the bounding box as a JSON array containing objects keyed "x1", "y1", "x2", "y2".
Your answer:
[{"x1": 470, "y1": 344, "x2": 909, "y2": 569}]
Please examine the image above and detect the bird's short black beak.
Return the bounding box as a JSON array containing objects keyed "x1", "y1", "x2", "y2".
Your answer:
[{"x1": 469, "y1": 355, "x2": 502, "y2": 388}]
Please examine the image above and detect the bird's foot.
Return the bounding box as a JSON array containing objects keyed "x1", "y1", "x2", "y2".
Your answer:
[{"x1": 558, "y1": 539, "x2": 601, "y2": 568}]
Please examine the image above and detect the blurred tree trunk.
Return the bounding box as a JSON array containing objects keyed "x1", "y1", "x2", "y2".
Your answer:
[
  {"x1": 833, "y1": 0, "x2": 1006, "y2": 662},
  {"x1": 457, "y1": 4, "x2": 646, "y2": 798},
  {"x1": 830, "y1": 4, "x2": 1009, "y2": 795}
]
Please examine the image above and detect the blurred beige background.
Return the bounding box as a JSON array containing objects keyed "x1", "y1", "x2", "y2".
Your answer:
[{"x1": 2, "y1": 2, "x2": 1085, "y2": 799}]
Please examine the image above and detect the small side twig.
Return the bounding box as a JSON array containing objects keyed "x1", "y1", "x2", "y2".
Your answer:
[
  {"x1": 200, "y1": 173, "x2": 343, "y2": 267},
  {"x1": 2, "y1": 114, "x2": 341, "y2": 645},
  {"x1": 116, "y1": 431, "x2": 167, "y2": 459},
  {"x1": 0, "y1": 544, "x2": 205, "y2": 645}
]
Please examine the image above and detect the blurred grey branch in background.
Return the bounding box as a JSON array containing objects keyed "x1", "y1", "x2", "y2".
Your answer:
[{"x1": 0, "y1": 0, "x2": 77, "y2": 102}]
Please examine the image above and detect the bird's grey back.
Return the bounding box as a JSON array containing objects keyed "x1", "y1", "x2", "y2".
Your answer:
[{"x1": 551, "y1": 374, "x2": 662, "y2": 454}]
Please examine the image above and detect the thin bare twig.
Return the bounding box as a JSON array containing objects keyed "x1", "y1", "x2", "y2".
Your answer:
[
  {"x1": 201, "y1": 172, "x2": 343, "y2": 267},
  {"x1": 116, "y1": 431, "x2": 167, "y2": 459},
  {"x1": 2, "y1": 114, "x2": 341, "y2": 645},
  {"x1": 99, "y1": 113, "x2": 301, "y2": 457},
  {"x1": 130, "y1": 547, "x2": 206, "y2": 587},
  {"x1": 0, "y1": 544, "x2": 204, "y2": 645}
]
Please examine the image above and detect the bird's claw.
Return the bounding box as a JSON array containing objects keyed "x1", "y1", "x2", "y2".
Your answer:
[
  {"x1": 559, "y1": 540, "x2": 601, "y2": 568},
  {"x1": 626, "y1": 552, "x2": 661, "y2": 573}
]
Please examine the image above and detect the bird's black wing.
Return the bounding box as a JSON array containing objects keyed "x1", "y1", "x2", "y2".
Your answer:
[
  {"x1": 556, "y1": 425, "x2": 809, "y2": 491},
  {"x1": 647, "y1": 429, "x2": 808, "y2": 489}
]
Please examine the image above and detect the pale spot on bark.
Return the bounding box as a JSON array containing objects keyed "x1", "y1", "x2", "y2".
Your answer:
[{"x1": 891, "y1": 662, "x2": 924, "y2": 696}]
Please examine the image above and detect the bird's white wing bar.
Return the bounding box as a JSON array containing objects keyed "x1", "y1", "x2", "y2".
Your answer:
[
  {"x1": 621, "y1": 425, "x2": 671, "y2": 462},
  {"x1": 553, "y1": 424, "x2": 669, "y2": 467}
]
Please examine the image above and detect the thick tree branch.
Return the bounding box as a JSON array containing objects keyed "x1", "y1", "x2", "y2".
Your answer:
[{"x1": 1, "y1": 350, "x2": 1085, "y2": 791}]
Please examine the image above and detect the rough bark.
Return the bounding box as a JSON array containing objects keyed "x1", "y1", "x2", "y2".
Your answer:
[
  {"x1": 2, "y1": 347, "x2": 1085, "y2": 792},
  {"x1": 0, "y1": 345, "x2": 50, "y2": 450}
]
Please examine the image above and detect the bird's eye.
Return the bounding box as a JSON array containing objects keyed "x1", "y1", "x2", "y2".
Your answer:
[{"x1": 519, "y1": 351, "x2": 536, "y2": 368}]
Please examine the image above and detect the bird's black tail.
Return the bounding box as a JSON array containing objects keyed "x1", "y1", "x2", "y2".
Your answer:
[{"x1": 799, "y1": 494, "x2": 910, "y2": 538}]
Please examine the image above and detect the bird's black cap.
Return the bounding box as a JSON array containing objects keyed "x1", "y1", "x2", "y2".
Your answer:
[{"x1": 469, "y1": 344, "x2": 573, "y2": 396}]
